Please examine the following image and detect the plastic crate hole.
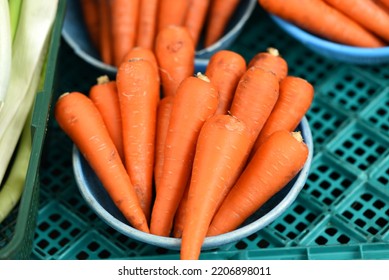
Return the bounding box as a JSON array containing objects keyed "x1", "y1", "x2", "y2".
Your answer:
[
  {"x1": 376, "y1": 218, "x2": 388, "y2": 227},
  {"x1": 38, "y1": 221, "x2": 50, "y2": 231},
  {"x1": 335, "y1": 83, "x2": 344, "y2": 90},
  {"x1": 318, "y1": 165, "x2": 329, "y2": 173},
  {"x1": 155, "y1": 247, "x2": 169, "y2": 255},
  {"x1": 235, "y1": 240, "x2": 248, "y2": 250},
  {"x1": 70, "y1": 228, "x2": 81, "y2": 237},
  {"x1": 325, "y1": 227, "x2": 337, "y2": 236},
  {"x1": 330, "y1": 188, "x2": 342, "y2": 198},
  {"x1": 319, "y1": 180, "x2": 331, "y2": 190},
  {"x1": 356, "y1": 81, "x2": 365, "y2": 89},
  {"x1": 275, "y1": 224, "x2": 286, "y2": 233},
  {"x1": 49, "y1": 213, "x2": 61, "y2": 222},
  {"x1": 355, "y1": 218, "x2": 366, "y2": 228},
  {"x1": 48, "y1": 229, "x2": 60, "y2": 240},
  {"x1": 48, "y1": 247, "x2": 59, "y2": 256},
  {"x1": 341, "y1": 178, "x2": 353, "y2": 188},
  {"x1": 329, "y1": 171, "x2": 341, "y2": 180},
  {"x1": 346, "y1": 156, "x2": 356, "y2": 164},
  {"x1": 361, "y1": 193, "x2": 373, "y2": 202},
  {"x1": 98, "y1": 249, "x2": 111, "y2": 259},
  {"x1": 37, "y1": 239, "x2": 49, "y2": 249},
  {"x1": 355, "y1": 148, "x2": 365, "y2": 156},
  {"x1": 373, "y1": 199, "x2": 386, "y2": 210},
  {"x1": 378, "y1": 176, "x2": 388, "y2": 185},
  {"x1": 306, "y1": 213, "x2": 317, "y2": 223},
  {"x1": 295, "y1": 222, "x2": 307, "y2": 232},
  {"x1": 309, "y1": 173, "x2": 319, "y2": 182},
  {"x1": 367, "y1": 227, "x2": 378, "y2": 235},
  {"x1": 342, "y1": 210, "x2": 353, "y2": 219},
  {"x1": 293, "y1": 205, "x2": 305, "y2": 214},
  {"x1": 256, "y1": 239, "x2": 270, "y2": 249},
  {"x1": 59, "y1": 220, "x2": 71, "y2": 230},
  {"x1": 337, "y1": 234, "x2": 350, "y2": 244},
  {"x1": 247, "y1": 233, "x2": 258, "y2": 241},
  {"x1": 323, "y1": 198, "x2": 333, "y2": 205},
  {"x1": 312, "y1": 189, "x2": 321, "y2": 198},
  {"x1": 287, "y1": 232, "x2": 297, "y2": 239},
  {"x1": 363, "y1": 209, "x2": 376, "y2": 219},
  {"x1": 351, "y1": 202, "x2": 363, "y2": 211},
  {"x1": 315, "y1": 236, "x2": 328, "y2": 245},
  {"x1": 87, "y1": 241, "x2": 100, "y2": 252},
  {"x1": 76, "y1": 251, "x2": 89, "y2": 260},
  {"x1": 59, "y1": 237, "x2": 70, "y2": 247}
]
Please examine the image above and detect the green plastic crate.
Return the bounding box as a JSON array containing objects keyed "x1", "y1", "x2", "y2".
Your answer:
[
  {"x1": 0, "y1": 0, "x2": 66, "y2": 259},
  {"x1": 33, "y1": 4, "x2": 389, "y2": 260}
]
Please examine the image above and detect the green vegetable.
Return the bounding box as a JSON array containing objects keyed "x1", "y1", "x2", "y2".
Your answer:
[
  {"x1": 8, "y1": 0, "x2": 22, "y2": 42},
  {"x1": 0, "y1": 0, "x2": 59, "y2": 222},
  {"x1": 0, "y1": 0, "x2": 12, "y2": 111}
]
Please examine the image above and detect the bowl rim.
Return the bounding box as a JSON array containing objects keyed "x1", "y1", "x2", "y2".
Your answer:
[
  {"x1": 72, "y1": 116, "x2": 313, "y2": 250},
  {"x1": 270, "y1": 15, "x2": 389, "y2": 57}
]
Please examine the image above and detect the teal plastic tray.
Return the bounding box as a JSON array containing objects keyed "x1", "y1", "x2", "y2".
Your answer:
[{"x1": 33, "y1": 5, "x2": 389, "y2": 260}]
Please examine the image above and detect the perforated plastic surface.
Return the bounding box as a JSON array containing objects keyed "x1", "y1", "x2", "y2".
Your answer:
[{"x1": 32, "y1": 5, "x2": 389, "y2": 260}]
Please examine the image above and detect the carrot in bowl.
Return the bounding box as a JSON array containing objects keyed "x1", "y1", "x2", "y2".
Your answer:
[
  {"x1": 136, "y1": 0, "x2": 159, "y2": 49},
  {"x1": 323, "y1": 0, "x2": 389, "y2": 43},
  {"x1": 154, "y1": 25, "x2": 195, "y2": 97},
  {"x1": 116, "y1": 58, "x2": 160, "y2": 221},
  {"x1": 205, "y1": 50, "x2": 247, "y2": 115},
  {"x1": 207, "y1": 130, "x2": 309, "y2": 236},
  {"x1": 251, "y1": 76, "x2": 314, "y2": 155},
  {"x1": 80, "y1": 0, "x2": 100, "y2": 50},
  {"x1": 180, "y1": 114, "x2": 252, "y2": 260},
  {"x1": 258, "y1": 0, "x2": 386, "y2": 47},
  {"x1": 184, "y1": 0, "x2": 211, "y2": 46},
  {"x1": 157, "y1": 0, "x2": 190, "y2": 33},
  {"x1": 89, "y1": 75, "x2": 124, "y2": 162},
  {"x1": 150, "y1": 73, "x2": 218, "y2": 237},
  {"x1": 248, "y1": 47, "x2": 288, "y2": 82},
  {"x1": 54, "y1": 92, "x2": 149, "y2": 233}
]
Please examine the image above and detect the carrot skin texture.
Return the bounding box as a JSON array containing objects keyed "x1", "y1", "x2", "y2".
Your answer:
[
  {"x1": 248, "y1": 48, "x2": 288, "y2": 82},
  {"x1": 229, "y1": 66, "x2": 280, "y2": 146},
  {"x1": 204, "y1": 0, "x2": 240, "y2": 47},
  {"x1": 172, "y1": 178, "x2": 190, "y2": 238},
  {"x1": 155, "y1": 25, "x2": 195, "y2": 98},
  {"x1": 207, "y1": 130, "x2": 309, "y2": 236},
  {"x1": 54, "y1": 92, "x2": 149, "y2": 233},
  {"x1": 80, "y1": 0, "x2": 100, "y2": 50},
  {"x1": 184, "y1": 0, "x2": 211, "y2": 46},
  {"x1": 205, "y1": 50, "x2": 247, "y2": 115},
  {"x1": 323, "y1": 0, "x2": 389, "y2": 42},
  {"x1": 89, "y1": 76, "x2": 124, "y2": 161},
  {"x1": 180, "y1": 114, "x2": 252, "y2": 260},
  {"x1": 251, "y1": 76, "x2": 314, "y2": 154},
  {"x1": 157, "y1": 0, "x2": 190, "y2": 32},
  {"x1": 258, "y1": 0, "x2": 386, "y2": 47},
  {"x1": 136, "y1": 0, "x2": 159, "y2": 49},
  {"x1": 154, "y1": 95, "x2": 174, "y2": 190},
  {"x1": 98, "y1": 0, "x2": 113, "y2": 65},
  {"x1": 116, "y1": 58, "x2": 160, "y2": 221},
  {"x1": 150, "y1": 75, "x2": 219, "y2": 237},
  {"x1": 111, "y1": 0, "x2": 140, "y2": 66}
]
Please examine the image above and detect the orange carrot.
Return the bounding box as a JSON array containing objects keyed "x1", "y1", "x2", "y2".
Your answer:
[
  {"x1": 229, "y1": 66, "x2": 279, "y2": 147},
  {"x1": 184, "y1": 0, "x2": 211, "y2": 46},
  {"x1": 111, "y1": 0, "x2": 140, "y2": 66},
  {"x1": 207, "y1": 130, "x2": 308, "y2": 236},
  {"x1": 205, "y1": 50, "x2": 247, "y2": 115},
  {"x1": 323, "y1": 0, "x2": 389, "y2": 43},
  {"x1": 154, "y1": 25, "x2": 195, "y2": 97},
  {"x1": 154, "y1": 95, "x2": 174, "y2": 190},
  {"x1": 80, "y1": 0, "x2": 100, "y2": 50},
  {"x1": 136, "y1": 0, "x2": 159, "y2": 49},
  {"x1": 116, "y1": 58, "x2": 160, "y2": 221},
  {"x1": 378, "y1": 0, "x2": 389, "y2": 10},
  {"x1": 121, "y1": 46, "x2": 160, "y2": 83},
  {"x1": 89, "y1": 75, "x2": 124, "y2": 162},
  {"x1": 251, "y1": 76, "x2": 314, "y2": 154},
  {"x1": 54, "y1": 92, "x2": 149, "y2": 233},
  {"x1": 180, "y1": 114, "x2": 251, "y2": 260},
  {"x1": 157, "y1": 0, "x2": 190, "y2": 32},
  {"x1": 172, "y1": 178, "x2": 190, "y2": 238},
  {"x1": 258, "y1": 0, "x2": 386, "y2": 47},
  {"x1": 374, "y1": 0, "x2": 389, "y2": 13},
  {"x1": 98, "y1": 0, "x2": 113, "y2": 65},
  {"x1": 150, "y1": 74, "x2": 218, "y2": 237},
  {"x1": 204, "y1": 0, "x2": 240, "y2": 47},
  {"x1": 248, "y1": 48, "x2": 288, "y2": 82}
]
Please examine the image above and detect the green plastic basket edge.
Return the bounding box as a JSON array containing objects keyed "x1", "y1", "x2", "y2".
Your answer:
[{"x1": 0, "y1": 0, "x2": 66, "y2": 259}]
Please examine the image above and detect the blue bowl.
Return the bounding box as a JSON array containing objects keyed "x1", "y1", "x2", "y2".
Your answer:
[
  {"x1": 62, "y1": 0, "x2": 257, "y2": 73},
  {"x1": 270, "y1": 15, "x2": 389, "y2": 65},
  {"x1": 72, "y1": 117, "x2": 313, "y2": 251}
]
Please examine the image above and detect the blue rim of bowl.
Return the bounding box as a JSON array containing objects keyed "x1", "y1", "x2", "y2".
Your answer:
[
  {"x1": 270, "y1": 15, "x2": 389, "y2": 61},
  {"x1": 72, "y1": 116, "x2": 313, "y2": 251}
]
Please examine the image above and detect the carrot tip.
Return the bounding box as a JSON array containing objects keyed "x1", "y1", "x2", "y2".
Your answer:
[
  {"x1": 291, "y1": 131, "x2": 303, "y2": 142},
  {"x1": 267, "y1": 47, "x2": 280, "y2": 56},
  {"x1": 97, "y1": 75, "x2": 110, "y2": 85},
  {"x1": 196, "y1": 72, "x2": 210, "y2": 82}
]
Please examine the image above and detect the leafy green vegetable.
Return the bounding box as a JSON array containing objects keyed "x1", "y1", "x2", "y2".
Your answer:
[{"x1": 0, "y1": 0, "x2": 12, "y2": 111}]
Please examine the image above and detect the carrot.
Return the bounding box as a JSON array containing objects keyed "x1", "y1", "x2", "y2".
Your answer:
[
  {"x1": 378, "y1": 0, "x2": 389, "y2": 10},
  {"x1": 157, "y1": 0, "x2": 190, "y2": 32},
  {"x1": 153, "y1": 95, "x2": 174, "y2": 190},
  {"x1": 116, "y1": 58, "x2": 160, "y2": 221},
  {"x1": 251, "y1": 76, "x2": 314, "y2": 155},
  {"x1": 98, "y1": 0, "x2": 113, "y2": 65},
  {"x1": 258, "y1": 0, "x2": 386, "y2": 47},
  {"x1": 184, "y1": 0, "x2": 211, "y2": 46},
  {"x1": 136, "y1": 0, "x2": 159, "y2": 49},
  {"x1": 80, "y1": 0, "x2": 100, "y2": 50},
  {"x1": 150, "y1": 73, "x2": 218, "y2": 237},
  {"x1": 374, "y1": 0, "x2": 389, "y2": 13},
  {"x1": 323, "y1": 0, "x2": 389, "y2": 43},
  {"x1": 180, "y1": 114, "x2": 252, "y2": 260},
  {"x1": 89, "y1": 75, "x2": 124, "y2": 162},
  {"x1": 203, "y1": 0, "x2": 240, "y2": 47},
  {"x1": 172, "y1": 178, "x2": 190, "y2": 238},
  {"x1": 229, "y1": 66, "x2": 279, "y2": 147},
  {"x1": 205, "y1": 50, "x2": 247, "y2": 115},
  {"x1": 54, "y1": 92, "x2": 149, "y2": 233},
  {"x1": 111, "y1": 0, "x2": 140, "y2": 66},
  {"x1": 121, "y1": 46, "x2": 160, "y2": 83},
  {"x1": 248, "y1": 48, "x2": 288, "y2": 82},
  {"x1": 154, "y1": 25, "x2": 195, "y2": 97},
  {"x1": 207, "y1": 130, "x2": 309, "y2": 236}
]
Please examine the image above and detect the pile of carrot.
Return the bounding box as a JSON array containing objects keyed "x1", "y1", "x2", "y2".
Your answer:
[
  {"x1": 258, "y1": 0, "x2": 389, "y2": 48},
  {"x1": 80, "y1": 0, "x2": 244, "y2": 67},
  {"x1": 54, "y1": 44, "x2": 314, "y2": 260}
]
